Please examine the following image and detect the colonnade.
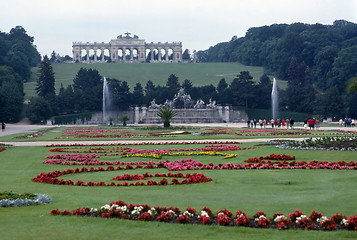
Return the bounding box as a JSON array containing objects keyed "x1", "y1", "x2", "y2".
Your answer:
[{"x1": 72, "y1": 34, "x2": 182, "y2": 63}]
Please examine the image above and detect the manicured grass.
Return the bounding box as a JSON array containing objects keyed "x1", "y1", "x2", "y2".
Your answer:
[
  {"x1": 1, "y1": 142, "x2": 357, "y2": 239},
  {"x1": 25, "y1": 62, "x2": 265, "y2": 98}
]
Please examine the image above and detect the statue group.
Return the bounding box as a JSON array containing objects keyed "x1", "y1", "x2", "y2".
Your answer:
[{"x1": 149, "y1": 88, "x2": 216, "y2": 110}]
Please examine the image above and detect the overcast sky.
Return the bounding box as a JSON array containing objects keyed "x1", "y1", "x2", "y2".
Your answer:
[{"x1": 1, "y1": 0, "x2": 356, "y2": 57}]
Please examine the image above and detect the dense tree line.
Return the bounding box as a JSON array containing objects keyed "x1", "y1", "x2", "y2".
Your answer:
[
  {"x1": 196, "y1": 20, "x2": 357, "y2": 118},
  {"x1": 0, "y1": 26, "x2": 41, "y2": 122}
]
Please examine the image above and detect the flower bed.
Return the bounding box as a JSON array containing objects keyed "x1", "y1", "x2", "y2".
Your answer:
[
  {"x1": 13, "y1": 127, "x2": 57, "y2": 139},
  {"x1": 276, "y1": 136, "x2": 357, "y2": 151},
  {"x1": 0, "y1": 191, "x2": 52, "y2": 207},
  {"x1": 32, "y1": 167, "x2": 212, "y2": 187},
  {"x1": 46, "y1": 140, "x2": 242, "y2": 148},
  {"x1": 49, "y1": 200, "x2": 357, "y2": 231}
]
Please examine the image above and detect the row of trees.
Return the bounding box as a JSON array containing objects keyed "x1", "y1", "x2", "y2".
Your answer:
[
  {"x1": 196, "y1": 20, "x2": 357, "y2": 118},
  {"x1": 0, "y1": 26, "x2": 41, "y2": 122}
]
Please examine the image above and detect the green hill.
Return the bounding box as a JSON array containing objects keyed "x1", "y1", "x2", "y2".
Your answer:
[{"x1": 24, "y1": 62, "x2": 265, "y2": 99}]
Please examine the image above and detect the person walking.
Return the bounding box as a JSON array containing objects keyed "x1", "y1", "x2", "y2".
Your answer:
[
  {"x1": 1, "y1": 122, "x2": 5, "y2": 132},
  {"x1": 290, "y1": 118, "x2": 294, "y2": 129}
]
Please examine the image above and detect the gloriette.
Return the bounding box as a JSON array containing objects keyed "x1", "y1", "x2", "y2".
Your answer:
[{"x1": 72, "y1": 32, "x2": 182, "y2": 63}]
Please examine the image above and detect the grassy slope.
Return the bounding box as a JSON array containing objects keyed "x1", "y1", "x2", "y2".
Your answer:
[
  {"x1": 0, "y1": 142, "x2": 357, "y2": 239},
  {"x1": 24, "y1": 62, "x2": 266, "y2": 99}
]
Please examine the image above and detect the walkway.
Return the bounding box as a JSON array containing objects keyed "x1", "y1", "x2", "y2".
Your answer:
[{"x1": 1, "y1": 123, "x2": 356, "y2": 147}]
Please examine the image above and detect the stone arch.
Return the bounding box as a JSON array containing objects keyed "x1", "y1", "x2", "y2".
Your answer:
[
  {"x1": 117, "y1": 48, "x2": 124, "y2": 61},
  {"x1": 132, "y1": 48, "x2": 138, "y2": 60},
  {"x1": 81, "y1": 49, "x2": 88, "y2": 61},
  {"x1": 88, "y1": 49, "x2": 95, "y2": 61},
  {"x1": 102, "y1": 48, "x2": 110, "y2": 62}
]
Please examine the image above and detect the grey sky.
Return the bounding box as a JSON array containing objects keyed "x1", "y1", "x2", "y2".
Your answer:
[{"x1": 1, "y1": 0, "x2": 356, "y2": 57}]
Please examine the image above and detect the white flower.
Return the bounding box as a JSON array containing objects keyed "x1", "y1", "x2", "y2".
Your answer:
[
  {"x1": 183, "y1": 211, "x2": 193, "y2": 217},
  {"x1": 200, "y1": 210, "x2": 209, "y2": 218},
  {"x1": 148, "y1": 208, "x2": 157, "y2": 216},
  {"x1": 168, "y1": 210, "x2": 176, "y2": 216},
  {"x1": 255, "y1": 215, "x2": 266, "y2": 222},
  {"x1": 296, "y1": 215, "x2": 307, "y2": 223},
  {"x1": 218, "y1": 212, "x2": 224, "y2": 217},
  {"x1": 100, "y1": 204, "x2": 110, "y2": 211},
  {"x1": 118, "y1": 205, "x2": 128, "y2": 213},
  {"x1": 342, "y1": 218, "x2": 348, "y2": 226},
  {"x1": 317, "y1": 216, "x2": 328, "y2": 223},
  {"x1": 90, "y1": 208, "x2": 97, "y2": 213},
  {"x1": 274, "y1": 215, "x2": 286, "y2": 222},
  {"x1": 110, "y1": 204, "x2": 119, "y2": 211},
  {"x1": 131, "y1": 206, "x2": 144, "y2": 216}
]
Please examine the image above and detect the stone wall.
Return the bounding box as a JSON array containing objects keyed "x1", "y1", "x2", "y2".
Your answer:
[{"x1": 85, "y1": 106, "x2": 247, "y2": 125}]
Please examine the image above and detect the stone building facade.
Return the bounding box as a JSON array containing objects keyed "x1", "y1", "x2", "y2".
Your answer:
[{"x1": 72, "y1": 32, "x2": 182, "y2": 63}]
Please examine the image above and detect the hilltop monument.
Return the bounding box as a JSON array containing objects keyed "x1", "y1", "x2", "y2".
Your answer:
[{"x1": 72, "y1": 33, "x2": 182, "y2": 63}]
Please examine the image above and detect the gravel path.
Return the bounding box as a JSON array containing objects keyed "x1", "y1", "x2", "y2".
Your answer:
[{"x1": 1, "y1": 123, "x2": 356, "y2": 147}]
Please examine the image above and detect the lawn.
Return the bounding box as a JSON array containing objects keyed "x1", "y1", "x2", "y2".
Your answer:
[
  {"x1": 1, "y1": 133, "x2": 357, "y2": 239},
  {"x1": 24, "y1": 62, "x2": 268, "y2": 98}
]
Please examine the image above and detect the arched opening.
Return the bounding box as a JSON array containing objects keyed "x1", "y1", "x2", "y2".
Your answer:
[
  {"x1": 95, "y1": 49, "x2": 102, "y2": 61},
  {"x1": 132, "y1": 48, "x2": 138, "y2": 60},
  {"x1": 153, "y1": 49, "x2": 159, "y2": 61},
  {"x1": 160, "y1": 49, "x2": 165, "y2": 61},
  {"x1": 167, "y1": 49, "x2": 174, "y2": 61},
  {"x1": 145, "y1": 49, "x2": 151, "y2": 62},
  {"x1": 125, "y1": 49, "x2": 131, "y2": 60},
  {"x1": 118, "y1": 49, "x2": 124, "y2": 61},
  {"x1": 102, "y1": 49, "x2": 110, "y2": 62},
  {"x1": 88, "y1": 49, "x2": 95, "y2": 61},
  {"x1": 81, "y1": 49, "x2": 88, "y2": 61}
]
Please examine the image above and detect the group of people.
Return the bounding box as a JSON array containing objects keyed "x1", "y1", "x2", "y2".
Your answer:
[
  {"x1": 247, "y1": 118, "x2": 295, "y2": 129},
  {"x1": 338, "y1": 118, "x2": 355, "y2": 127},
  {"x1": 303, "y1": 118, "x2": 320, "y2": 130}
]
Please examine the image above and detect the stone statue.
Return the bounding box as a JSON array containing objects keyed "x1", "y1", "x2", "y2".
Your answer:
[
  {"x1": 164, "y1": 99, "x2": 173, "y2": 108},
  {"x1": 149, "y1": 99, "x2": 161, "y2": 109},
  {"x1": 207, "y1": 98, "x2": 216, "y2": 109},
  {"x1": 194, "y1": 99, "x2": 205, "y2": 109}
]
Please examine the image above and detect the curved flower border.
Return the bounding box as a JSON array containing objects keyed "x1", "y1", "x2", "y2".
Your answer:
[
  {"x1": 0, "y1": 193, "x2": 52, "y2": 207},
  {"x1": 50, "y1": 200, "x2": 357, "y2": 231},
  {"x1": 32, "y1": 167, "x2": 212, "y2": 187}
]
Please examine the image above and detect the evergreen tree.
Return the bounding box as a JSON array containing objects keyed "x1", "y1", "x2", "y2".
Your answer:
[
  {"x1": 132, "y1": 83, "x2": 144, "y2": 106},
  {"x1": 36, "y1": 55, "x2": 55, "y2": 99},
  {"x1": 256, "y1": 74, "x2": 272, "y2": 109},
  {"x1": 182, "y1": 49, "x2": 190, "y2": 61}
]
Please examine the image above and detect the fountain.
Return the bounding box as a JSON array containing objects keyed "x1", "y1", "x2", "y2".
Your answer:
[
  {"x1": 102, "y1": 77, "x2": 112, "y2": 124},
  {"x1": 271, "y1": 78, "x2": 279, "y2": 119}
]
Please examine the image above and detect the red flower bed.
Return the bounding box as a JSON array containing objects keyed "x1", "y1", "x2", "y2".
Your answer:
[
  {"x1": 32, "y1": 166, "x2": 212, "y2": 187},
  {"x1": 0, "y1": 147, "x2": 6, "y2": 152},
  {"x1": 49, "y1": 200, "x2": 357, "y2": 231}
]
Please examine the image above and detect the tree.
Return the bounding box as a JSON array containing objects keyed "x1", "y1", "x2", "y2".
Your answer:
[
  {"x1": 182, "y1": 49, "x2": 190, "y2": 61},
  {"x1": 230, "y1": 71, "x2": 254, "y2": 108},
  {"x1": 132, "y1": 83, "x2": 144, "y2": 106},
  {"x1": 0, "y1": 66, "x2": 23, "y2": 122},
  {"x1": 347, "y1": 77, "x2": 357, "y2": 93},
  {"x1": 119, "y1": 114, "x2": 129, "y2": 126},
  {"x1": 157, "y1": 105, "x2": 177, "y2": 128},
  {"x1": 256, "y1": 74, "x2": 272, "y2": 109},
  {"x1": 27, "y1": 96, "x2": 52, "y2": 123},
  {"x1": 109, "y1": 78, "x2": 131, "y2": 110},
  {"x1": 72, "y1": 68, "x2": 102, "y2": 111},
  {"x1": 166, "y1": 74, "x2": 180, "y2": 91},
  {"x1": 36, "y1": 55, "x2": 55, "y2": 99},
  {"x1": 182, "y1": 79, "x2": 193, "y2": 91}
]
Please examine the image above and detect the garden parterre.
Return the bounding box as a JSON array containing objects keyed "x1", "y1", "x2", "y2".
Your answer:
[{"x1": 2, "y1": 127, "x2": 357, "y2": 239}]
